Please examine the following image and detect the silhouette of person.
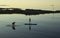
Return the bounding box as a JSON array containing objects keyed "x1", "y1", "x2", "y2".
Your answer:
[
  {"x1": 12, "y1": 22, "x2": 15, "y2": 25},
  {"x1": 29, "y1": 18, "x2": 31, "y2": 22}
]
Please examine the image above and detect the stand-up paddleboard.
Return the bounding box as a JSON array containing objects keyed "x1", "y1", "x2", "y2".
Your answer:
[
  {"x1": 25, "y1": 23, "x2": 37, "y2": 25},
  {"x1": 6, "y1": 25, "x2": 19, "y2": 27}
]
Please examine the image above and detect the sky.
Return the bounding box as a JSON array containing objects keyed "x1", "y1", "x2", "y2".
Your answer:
[{"x1": 0, "y1": 0, "x2": 60, "y2": 10}]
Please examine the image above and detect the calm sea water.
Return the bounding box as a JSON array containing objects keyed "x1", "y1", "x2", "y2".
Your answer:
[{"x1": 0, "y1": 13, "x2": 60, "y2": 38}]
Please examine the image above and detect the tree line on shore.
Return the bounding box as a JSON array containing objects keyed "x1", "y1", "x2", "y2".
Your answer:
[{"x1": 0, "y1": 8, "x2": 60, "y2": 15}]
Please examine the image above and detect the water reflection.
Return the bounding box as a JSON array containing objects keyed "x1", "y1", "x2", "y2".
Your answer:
[
  {"x1": 29, "y1": 25, "x2": 31, "y2": 30},
  {"x1": 6, "y1": 22, "x2": 16, "y2": 30},
  {"x1": 25, "y1": 17, "x2": 37, "y2": 31},
  {"x1": 1, "y1": 13, "x2": 60, "y2": 38},
  {"x1": 12, "y1": 22, "x2": 16, "y2": 30}
]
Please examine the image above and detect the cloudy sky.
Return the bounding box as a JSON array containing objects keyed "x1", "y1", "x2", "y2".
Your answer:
[{"x1": 0, "y1": 0, "x2": 60, "y2": 10}]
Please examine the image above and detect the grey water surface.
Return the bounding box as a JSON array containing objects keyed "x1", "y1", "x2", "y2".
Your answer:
[{"x1": 0, "y1": 13, "x2": 60, "y2": 38}]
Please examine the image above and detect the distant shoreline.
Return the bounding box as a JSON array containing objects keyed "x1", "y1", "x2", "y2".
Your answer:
[{"x1": 0, "y1": 8, "x2": 60, "y2": 15}]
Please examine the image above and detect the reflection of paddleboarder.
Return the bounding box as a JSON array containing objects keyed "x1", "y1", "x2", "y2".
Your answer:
[
  {"x1": 12, "y1": 22, "x2": 16, "y2": 30},
  {"x1": 29, "y1": 25, "x2": 31, "y2": 30}
]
